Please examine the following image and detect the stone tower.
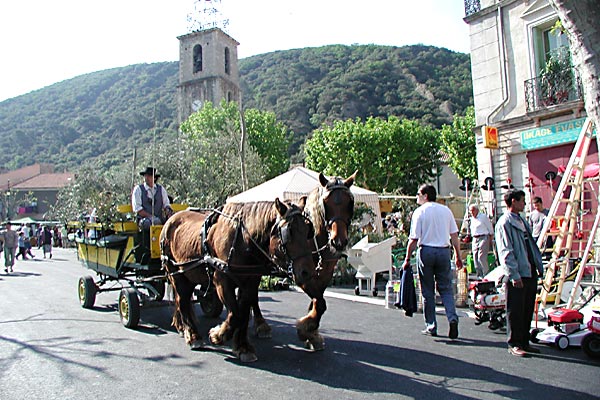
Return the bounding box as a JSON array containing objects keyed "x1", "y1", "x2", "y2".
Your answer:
[{"x1": 177, "y1": 28, "x2": 240, "y2": 124}]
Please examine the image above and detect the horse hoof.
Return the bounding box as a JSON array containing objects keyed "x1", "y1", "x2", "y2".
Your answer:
[
  {"x1": 304, "y1": 339, "x2": 325, "y2": 351},
  {"x1": 239, "y1": 352, "x2": 258, "y2": 363},
  {"x1": 189, "y1": 339, "x2": 205, "y2": 351},
  {"x1": 208, "y1": 327, "x2": 224, "y2": 345},
  {"x1": 255, "y1": 324, "x2": 272, "y2": 339}
]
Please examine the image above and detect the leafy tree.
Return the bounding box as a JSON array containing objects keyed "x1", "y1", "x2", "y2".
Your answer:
[
  {"x1": 548, "y1": 0, "x2": 600, "y2": 135},
  {"x1": 439, "y1": 106, "x2": 476, "y2": 180},
  {"x1": 305, "y1": 116, "x2": 440, "y2": 194},
  {"x1": 48, "y1": 165, "x2": 131, "y2": 223},
  {"x1": 244, "y1": 108, "x2": 291, "y2": 179},
  {"x1": 145, "y1": 100, "x2": 289, "y2": 207}
]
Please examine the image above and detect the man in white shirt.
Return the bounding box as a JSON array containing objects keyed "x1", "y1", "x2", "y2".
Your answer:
[
  {"x1": 131, "y1": 167, "x2": 173, "y2": 230},
  {"x1": 469, "y1": 204, "x2": 494, "y2": 279},
  {"x1": 402, "y1": 184, "x2": 463, "y2": 339}
]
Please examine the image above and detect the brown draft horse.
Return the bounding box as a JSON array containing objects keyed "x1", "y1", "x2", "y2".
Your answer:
[
  {"x1": 160, "y1": 198, "x2": 315, "y2": 362},
  {"x1": 251, "y1": 171, "x2": 356, "y2": 350}
]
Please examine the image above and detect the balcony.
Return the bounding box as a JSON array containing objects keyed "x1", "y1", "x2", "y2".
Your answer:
[
  {"x1": 464, "y1": 0, "x2": 481, "y2": 17},
  {"x1": 524, "y1": 67, "x2": 583, "y2": 113}
]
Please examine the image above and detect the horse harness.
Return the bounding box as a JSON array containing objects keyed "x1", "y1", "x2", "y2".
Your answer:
[{"x1": 163, "y1": 206, "x2": 314, "y2": 283}]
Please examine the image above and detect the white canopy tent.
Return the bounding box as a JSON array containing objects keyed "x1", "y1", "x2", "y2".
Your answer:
[{"x1": 226, "y1": 167, "x2": 383, "y2": 233}]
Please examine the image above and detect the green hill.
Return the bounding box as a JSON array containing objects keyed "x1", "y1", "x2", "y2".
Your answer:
[{"x1": 0, "y1": 44, "x2": 472, "y2": 171}]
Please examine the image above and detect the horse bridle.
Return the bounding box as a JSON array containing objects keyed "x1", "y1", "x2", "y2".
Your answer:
[
  {"x1": 322, "y1": 179, "x2": 354, "y2": 229},
  {"x1": 311, "y1": 179, "x2": 354, "y2": 270},
  {"x1": 274, "y1": 207, "x2": 315, "y2": 277}
]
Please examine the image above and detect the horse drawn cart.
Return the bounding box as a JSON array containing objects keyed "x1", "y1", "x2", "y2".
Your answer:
[{"x1": 75, "y1": 204, "x2": 223, "y2": 328}]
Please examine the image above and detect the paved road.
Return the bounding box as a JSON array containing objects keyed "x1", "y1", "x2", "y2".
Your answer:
[{"x1": 0, "y1": 247, "x2": 598, "y2": 400}]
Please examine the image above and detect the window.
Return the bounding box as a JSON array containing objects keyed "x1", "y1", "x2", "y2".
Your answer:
[
  {"x1": 224, "y1": 47, "x2": 230, "y2": 75},
  {"x1": 193, "y1": 45, "x2": 202, "y2": 73},
  {"x1": 533, "y1": 20, "x2": 570, "y2": 73}
]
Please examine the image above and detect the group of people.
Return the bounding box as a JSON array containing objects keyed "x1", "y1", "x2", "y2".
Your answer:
[{"x1": 401, "y1": 184, "x2": 546, "y2": 357}]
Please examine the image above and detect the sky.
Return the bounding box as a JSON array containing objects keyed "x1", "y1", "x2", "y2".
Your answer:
[{"x1": 0, "y1": 0, "x2": 470, "y2": 102}]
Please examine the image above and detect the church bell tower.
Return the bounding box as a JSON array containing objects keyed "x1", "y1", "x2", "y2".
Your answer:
[{"x1": 177, "y1": 0, "x2": 240, "y2": 124}]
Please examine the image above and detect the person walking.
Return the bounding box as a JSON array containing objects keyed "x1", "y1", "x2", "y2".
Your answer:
[
  {"x1": 469, "y1": 204, "x2": 494, "y2": 279},
  {"x1": 495, "y1": 189, "x2": 544, "y2": 357},
  {"x1": 401, "y1": 184, "x2": 464, "y2": 339},
  {"x1": 41, "y1": 225, "x2": 53, "y2": 259},
  {"x1": 16, "y1": 231, "x2": 28, "y2": 260},
  {"x1": 1, "y1": 222, "x2": 19, "y2": 273},
  {"x1": 21, "y1": 224, "x2": 35, "y2": 258}
]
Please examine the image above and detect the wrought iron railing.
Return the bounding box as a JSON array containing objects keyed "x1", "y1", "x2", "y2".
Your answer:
[
  {"x1": 524, "y1": 67, "x2": 583, "y2": 113},
  {"x1": 464, "y1": 0, "x2": 481, "y2": 17}
]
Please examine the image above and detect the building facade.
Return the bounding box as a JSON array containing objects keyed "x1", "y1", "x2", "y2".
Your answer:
[
  {"x1": 464, "y1": 0, "x2": 589, "y2": 219},
  {"x1": 0, "y1": 163, "x2": 74, "y2": 221},
  {"x1": 177, "y1": 28, "x2": 241, "y2": 124}
]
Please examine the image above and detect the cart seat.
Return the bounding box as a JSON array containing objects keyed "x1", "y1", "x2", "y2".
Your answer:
[{"x1": 97, "y1": 234, "x2": 129, "y2": 249}]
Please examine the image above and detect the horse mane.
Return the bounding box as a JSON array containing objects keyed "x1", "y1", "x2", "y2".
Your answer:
[
  {"x1": 305, "y1": 186, "x2": 327, "y2": 236},
  {"x1": 221, "y1": 201, "x2": 278, "y2": 243}
]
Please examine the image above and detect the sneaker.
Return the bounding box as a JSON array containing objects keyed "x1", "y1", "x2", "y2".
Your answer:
[
  {"x1": 49, "y1": 254, "x2": 52, "y2": 259},
  {"x1": 9, "y1": 267, "x2": 13, "y2": 272},
  {"x1": 421, "y1": 328, "x2": 438, "y2": 337},
  {"x1": 4, "y1": 268, "x2": 7, "y2": 273},
  {"x1": 508, "y1": 346, "x2": 527, "y2": 357},
  {"x1": 449, "y1": 320, "x2": 459, "y2": 339}
]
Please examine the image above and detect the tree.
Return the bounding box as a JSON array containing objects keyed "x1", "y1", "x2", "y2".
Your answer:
[
  {"x1": 439, "y1": 106, "x2": 477, "y2": 181},
  {"x1": 48, "y1": 165, "x2": 131, "y2": 223},
  {"x1": 305, "y1": 116, "x2": 440, "y2": 194},
  {"x1": 158, "y1": 101, "x2": 290, "y2": 207},
  {"x1": 244, "y1": 108, "x2": 291, "y2": 179},
  {"x1": 548, "y1": 1, "x2": 600, "y2": 132}
]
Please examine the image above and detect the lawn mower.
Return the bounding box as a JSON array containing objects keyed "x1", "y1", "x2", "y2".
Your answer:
[
  {"x1": 468, "y1": 279, "x2": 506, "y2": 330},
  {"x1": 530, "y1": 291, "x2": 600, "y2": 359}
]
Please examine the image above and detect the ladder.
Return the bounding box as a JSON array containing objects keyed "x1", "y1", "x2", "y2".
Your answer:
[{"x1": 537, "y1": 118, "x2": 597, "y2": 308}]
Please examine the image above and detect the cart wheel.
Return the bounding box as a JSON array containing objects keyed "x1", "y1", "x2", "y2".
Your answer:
[
  {"x1": 581, "y1": 333, "x2": 600, "y2": 359},
  {"x1": 372, "y1": 288, "x2": 378, "y2": 297},
  {"x1": 555, "y1": 334, "x2": 569, "y2": 350},
  {"x1": 354, "y1": 286, "x2": 360, "y2": 296},
  {"x1": 78, "y1": 276, "x2": 97, "y2": 309},
  {"x1": 199, "y1": 290, "x2": 224, "y2": 318},
  {"x1": 148, "y1": 281, "x2": 165, "y2": 301},
  {"x1": 119, "y1": 288, "x2": 140, "y2": 328},
  {"x1": 530, "y1": 328, "x2": 541, "y2": 344}
]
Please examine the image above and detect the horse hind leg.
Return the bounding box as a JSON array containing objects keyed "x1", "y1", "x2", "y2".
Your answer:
[
  {"x1": 252, "y1": 300, "x2": 272, "y2": 339},
  {"x1": 296, "y1": 298, "x2": 325, "y2": 351}
]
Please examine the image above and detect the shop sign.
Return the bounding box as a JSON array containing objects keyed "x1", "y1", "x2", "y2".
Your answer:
[
  {"x1": 520, "y1": 117, "x2": 593, "y2": 150},
  {"x1": 482, "y1": 126, "x2": 498, "y2": 149}
]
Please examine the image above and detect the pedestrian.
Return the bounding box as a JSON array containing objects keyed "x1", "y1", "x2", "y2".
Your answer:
[
  {"x1": 495, "y1": 189, "x2": 544, "y2": 357},
  {"x1": 1, "y1": 222, "x2": 19, "y2": 273},
  {"x1": 16, "y1": 231, "x2": 28, "y2": 260},
  {"x1": 401, "y1": 184, "x2": 463, "y2": 339},
  {"x1": 469, "y1": 204, "x2": 494, "y2": 279},
  {"x1": 41, "y1": 225, "x2": 53, "y2": 259},
  {"x1": 529, "y1": 196, "x2": 553, "y2": 258},
  {"x1": 21, "y1": 224, "x2": 35, "y2": 258}
]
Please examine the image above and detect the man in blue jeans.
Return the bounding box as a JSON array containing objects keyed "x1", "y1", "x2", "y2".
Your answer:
[{"x1": 402, "y1": 184, "x2": 464, "y2": 339}]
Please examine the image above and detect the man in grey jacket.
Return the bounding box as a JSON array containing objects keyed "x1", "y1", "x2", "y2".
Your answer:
[{"x1": 495, "y1": 189, "x2": 544, "y2": 357}]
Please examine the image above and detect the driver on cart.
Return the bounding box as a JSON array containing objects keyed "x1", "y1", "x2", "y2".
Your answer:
[{"x1": 131, "y1": 167, "x2": 173, "y2": 261}]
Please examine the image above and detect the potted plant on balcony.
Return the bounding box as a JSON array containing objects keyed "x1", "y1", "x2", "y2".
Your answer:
[{"x1": 540, "y1": 47, "x2": 572, "y2": 107}]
